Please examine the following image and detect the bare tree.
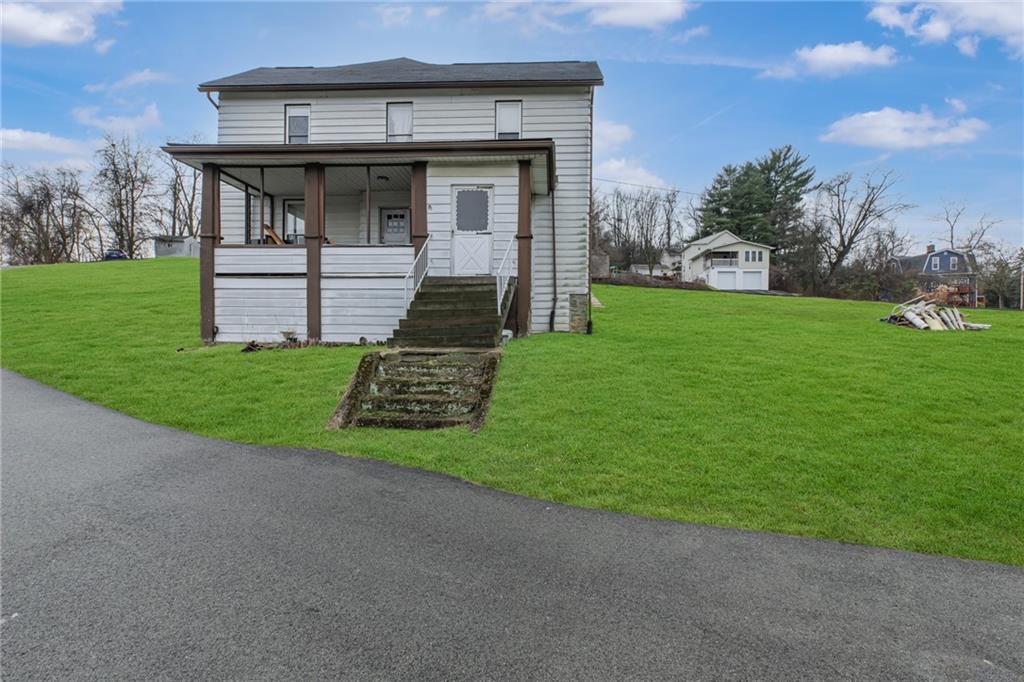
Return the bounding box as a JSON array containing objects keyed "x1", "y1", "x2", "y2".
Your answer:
[
  {"x1": 631, "y1": 188, "x2": 663, "y2": 276},
  {"x1": 934, "y1": 200, "x2": 1000, "y2": 253},
  {"x1": 977, "y1": 242, "x2": 1023, "y2": 309},
  {"x1": 661, "y1": 188, "x2": 681, "y2": 251},
  {"x1": 159, "y1": 134, "x2": 203, "y2": 238},
  {"x1": 1, "y1": 164, "x2": 102, "y2": 265},
  {"x1": 94, "y1": 134, "x2": 161, "y2": 258},
  {"x1": 811, "y1": 171, "x2": 913, "y2": 289}
]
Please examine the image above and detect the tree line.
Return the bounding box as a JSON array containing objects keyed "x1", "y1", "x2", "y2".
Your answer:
[
  {"x1": 592, "y1": 144, "x2": 1022, "y2": 308},
  {"x1": 1, "y1": 134, "x2": 201, "y2": 265}
]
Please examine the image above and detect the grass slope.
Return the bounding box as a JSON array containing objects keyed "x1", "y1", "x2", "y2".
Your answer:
[{"x1": 2, "y1": 259, "x2": 1021, "y2": 565}]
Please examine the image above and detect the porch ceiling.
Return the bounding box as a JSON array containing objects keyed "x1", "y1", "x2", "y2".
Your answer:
[
  {"x1": 220, "y1": 165, "x2": 412, "y2": 197},
  {"x1": 161, "y1": 139, "x2": 554, "y2": 194}
]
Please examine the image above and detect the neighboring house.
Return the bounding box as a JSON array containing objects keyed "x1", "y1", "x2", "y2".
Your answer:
[
  {"x1": 679, "y1": 231, "x2": 771, "y2": 290},
  {"x1": 627, "y1": 247, "x2": 681, "y2": 278},
  {"x1": 162, "y1": 58, "x2": 602, "y2": 343},
  {"x1": 153, "y1": 235, "x2": 199, "y2": 258},
  {"x1": 890, "y1": 244, "x2": 979, "y2": 307}
]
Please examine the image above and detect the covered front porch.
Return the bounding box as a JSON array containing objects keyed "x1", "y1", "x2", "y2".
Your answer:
[{"x1": 162, "y1": 141, "x2": 553, "y2": 343}]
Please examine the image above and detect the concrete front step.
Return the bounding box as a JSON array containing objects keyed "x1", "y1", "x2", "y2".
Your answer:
[
  {"x1": 393, "y1": 324, "x2": 498, "y2": 338},
  {"x1": 351, "y1": 411, "x2": 475, "y2": 429},
  {"x1": 388, "y1": 336, "x2": 497, "y2": 349},
  {"x1": 399, "y1": 315, "x2": 500, "y2": 330},
  {"x1": 368, "y1": 376, "x2": 483, "y2": 398},
  {"x1": 423, "y1": 276, "x2": 496, "y2": 285},
  {"x1": 360, "y1": 394, "x2": 478, "y2": 416}
]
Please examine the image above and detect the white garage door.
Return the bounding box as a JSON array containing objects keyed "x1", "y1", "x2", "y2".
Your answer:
[
  {"x1": 717, "y1": 271, "x2": 737, "y2": 289},
  {"x1": 742, "y1": 270, "x2": 762, "y2": 290}
]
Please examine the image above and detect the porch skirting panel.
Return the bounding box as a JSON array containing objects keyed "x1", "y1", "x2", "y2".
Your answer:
[
  {"x1": 321, "y1": 277, "x2": 407, "y2": 343},
  {"x1": 213, "y1": 277, "x2": 308, "y2": 343}
]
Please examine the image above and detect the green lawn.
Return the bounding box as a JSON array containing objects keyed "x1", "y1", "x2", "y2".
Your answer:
[{"x1": 3, "y1": 258, "x2": 1022, "y2": 565}]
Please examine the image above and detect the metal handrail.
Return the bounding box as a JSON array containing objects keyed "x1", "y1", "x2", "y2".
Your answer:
[
  {"x1": 403, "y1": 235, "x2": 431, "y2": 308},
  {"x1": 495, "y1": 238, "x2": 517, "y2": 313}
]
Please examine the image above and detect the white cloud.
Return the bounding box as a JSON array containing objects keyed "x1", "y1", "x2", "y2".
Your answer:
[
  {"x1": 595, "y1": 158, "x2": 667, "y2": 188},
  {"x1": 93, "y1": 38, "x2": 115, "y2": 54},
  {"x1": 593, "y1": 118, "x2": 633, "y2": 154},
  {"x1": 868, "y1": 2, "x2": 1023, "y2": 58},
  {"x1": 73, "y1": 103, "x2": 161, "y2": 133},
  {"x1": 585, "y1": 1, "x2": 692, "y2": 29},
  {"x1": 479, "y1": 1, "x2": 692, "y2": 32},
  {"x1": 84, "y1": 68, "x2": 170, "y2": 93},
  {"x1": 955, "y1": 35, "x2": 980, "y2": 57},
  {"x1": 945, "y1": 97, "x2": 967, "y2": 113},
  {"x1": 1, "y1": 128, "x2": 93, "y2": 155},
  {"x1": 423, "y1": 5, "x2": 447, "y2": 19},
  {"x1": 376, "y1": 4, "x2": 413, "y2": 27},
  {"x1": 820, "y1": 106, "x2": 989, "y2": 150},
  {"x1": 672, "y1": 24, "x2": 709, "y2": 43},
  {"x1": 1, "y1": 2, "x2": 121, "y2": 47},
  {"x1": 762, "y1": 41, "x2": 898, "y2": 79}
]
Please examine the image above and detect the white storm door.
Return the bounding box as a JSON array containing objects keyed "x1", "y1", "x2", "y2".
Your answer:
[{"x1": 451, "y1": 186, "x2": 493, "y2": 275}]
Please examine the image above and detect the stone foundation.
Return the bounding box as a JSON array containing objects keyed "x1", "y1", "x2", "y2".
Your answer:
[{"x1": 569, "y1": 293, "x2": 589, "y2": 333}]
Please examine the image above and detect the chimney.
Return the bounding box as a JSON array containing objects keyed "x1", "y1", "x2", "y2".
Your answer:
[{"x1": 926, "y1": 244, "x2": 935, "y2": 254}]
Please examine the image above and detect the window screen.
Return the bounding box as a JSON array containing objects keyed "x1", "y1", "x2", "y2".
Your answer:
[
  {"x1": 455, "y1": 189, "x2": 490, "y2": 232},
  {"x1": 387, "y1": 102, "x2": 413, "y2": 142},
  {"x1": 286, "y1": 105, "x2": 310, "y2": 144},
  {"x1": 950, "y1": 256, "x2": 958, "y2": 270},
  {"x1": 496, "y1": 101, "x2": 521, "y2": 140}
]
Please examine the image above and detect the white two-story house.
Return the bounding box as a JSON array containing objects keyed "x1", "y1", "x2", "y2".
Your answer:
[
  {"x1": 679, "y1": 230, "x2": 771, "y2": 291},
  {"x1": 163, "y1": 58, "x2": 602, "y2": 344}
]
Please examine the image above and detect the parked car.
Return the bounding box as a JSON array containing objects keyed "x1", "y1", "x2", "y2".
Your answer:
[{"x1": 103, "y1": 248, "x2": 129, "y2": 261}]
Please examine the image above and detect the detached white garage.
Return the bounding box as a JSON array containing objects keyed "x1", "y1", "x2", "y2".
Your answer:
[{"x1": 679, "y1": 231, "x2": 772, "y2": 292}]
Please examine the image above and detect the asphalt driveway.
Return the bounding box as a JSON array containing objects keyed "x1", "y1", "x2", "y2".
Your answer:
[{"x1": 2, "y1": 370, "x2": 1022, "y2": 680}]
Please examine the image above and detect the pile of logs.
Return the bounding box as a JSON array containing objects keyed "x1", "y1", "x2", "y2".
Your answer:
[{"x1": 881, "y1": 295, "x2": 991, "y2": 331}]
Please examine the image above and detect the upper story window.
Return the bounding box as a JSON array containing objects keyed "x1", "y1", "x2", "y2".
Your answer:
[
  {"x1": 931, "y1": 257, "x2": 940, "y2": 271},
  {"x1": 285, "y1": 105, "x2": 310, "y2": 144},
  {"x1": 496, "y1": 101, "x2": 522, "y2": 140},
  {"x1": 758, "y1": 250, "x2": 764, "y2": 262},
  {"x1": 387, "y1": 102, "x2": 413, "y2": 143},
  {"x1": 949, "y1": 255, "x2": 958, "y2": 270}
]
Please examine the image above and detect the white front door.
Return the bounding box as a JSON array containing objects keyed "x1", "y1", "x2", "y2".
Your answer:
[{"x1": 451, "y1": 186, "x2": 493, "y2": 275}]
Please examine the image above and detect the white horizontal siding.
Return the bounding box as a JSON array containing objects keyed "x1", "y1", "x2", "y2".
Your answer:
[
  {"x1": 321, "y1": 276, "x2": 406, "y2": 343},
  {"x1": 214, "y1": 247, "x2": 306, "y2": 274},
  {"x1": 321, "y1": 246, "x2": 413, "y2": 275},
  {"x1": 214, "y1": 277, "x2": 307, "y2": 342}
]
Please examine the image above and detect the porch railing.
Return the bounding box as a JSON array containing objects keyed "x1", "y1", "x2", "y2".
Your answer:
[
  {"x1": 709, "y1": 258, "x2": 739, "y2": 267},
  {"x1": 495, "y1": 238, "x2": 517, "y2": 313},
  {"x1": 403, "y1": 235, "x2": 431, "y2": 309}
]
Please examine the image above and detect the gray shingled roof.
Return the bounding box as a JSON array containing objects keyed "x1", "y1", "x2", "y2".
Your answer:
[{"x1": 199, "y1": 58, "x2": 603, "y2": 91}]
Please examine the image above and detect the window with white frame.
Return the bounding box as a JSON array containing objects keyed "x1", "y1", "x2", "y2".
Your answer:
[
  {"x1": 453, "y1": 187, "x2": 492, "y2": 232},
  {"x1": 744, "y1": 251, "x2": 750, "y2": 262},
  {"x1": 931, "y1": 257, "x2": 940, "y2": 271},
  {"x1": 285, "y1": 105, "x2": 310, "y2": 144},
  {"x1": 387, "y1": 102, "x2": 413, "y2": 142},
  {"x1": 495, "y1": 101, "x2": 522, "y2": 140},
  {"x1": 950, "y1": 255, "x2": 958, "y2": 270},
  {"x1": 758, "y1": 251, "x2": 764, "y2": 262},
  {"x1": 283, "y1": 200, "x2": 305, "y2": 243}
]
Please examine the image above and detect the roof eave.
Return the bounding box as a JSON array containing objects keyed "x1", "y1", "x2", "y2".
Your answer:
[{"x1": 197, "y1": 78, "x2": 603, "y2": 93}]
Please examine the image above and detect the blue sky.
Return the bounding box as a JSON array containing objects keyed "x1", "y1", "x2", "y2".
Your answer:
[{"x1": 2, "y1": 1, "x2": 1022, "y2": 247}]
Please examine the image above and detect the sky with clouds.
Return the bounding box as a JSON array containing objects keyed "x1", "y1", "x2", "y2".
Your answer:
[{"x1": 2, "y1": 1, "x2": 1022, "y2": 246}]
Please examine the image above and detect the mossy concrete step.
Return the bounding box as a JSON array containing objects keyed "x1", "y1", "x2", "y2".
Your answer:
[
  {"x1": 351, "y1": 411, "x2": 474, "y2": 429},
  {"x1": 417, "y1": 283, "x2": 497, "y2": 294},
  {"x1": 360, "y1": 394, "x2": 478, "y2": 416},
  {"x1": 368, "y1": 376, "x2": 483, "y2": 398},
  {"x1": 407, "y1": 300, "x2": 498, "y2": 314}
]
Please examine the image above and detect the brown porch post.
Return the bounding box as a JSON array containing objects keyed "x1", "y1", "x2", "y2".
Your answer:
[
  {"x1": 516, "y1": 160, "x2": 533, "y2": 336},
  {"x1": 199, "y1": 163, "x2": 221, "y2": 342},
  {"x1": 410, "y1": 161, "x2": 428, "y2": 255},
  {"x1": 304, "y1": 163, "x2": 325, "y2": 342}
]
